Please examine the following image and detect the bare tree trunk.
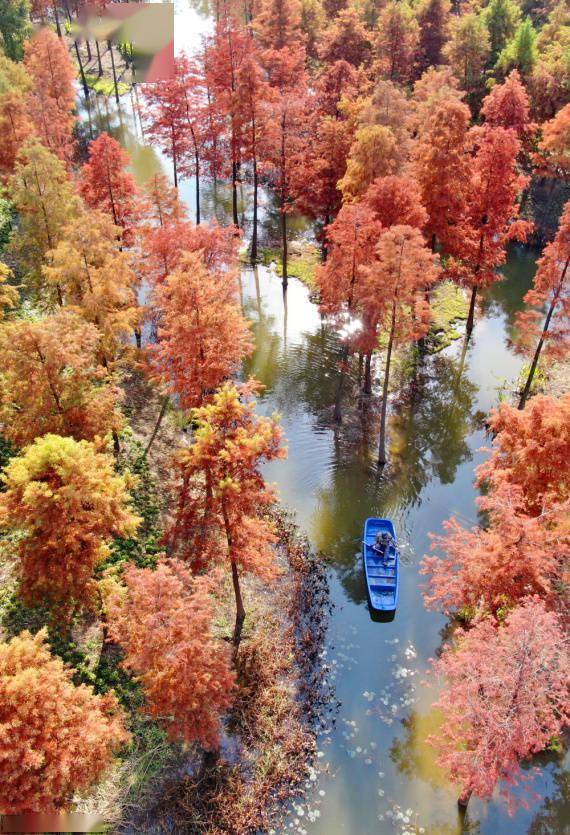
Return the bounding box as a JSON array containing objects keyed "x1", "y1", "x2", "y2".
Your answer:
[
  {"x1": 145, "y1": 395, "x2": 169, "y2": 456},
  {"x1": 74, "y1": 40, "x2": 89, "y2": 99},
  {"x1": 232, "y1": 160, "x2": 239, "y2": 227},
  {"x1": 52, "y1": 1, "x2": 62, "y2": 37},
  {"x1": 378, "y1": 306, "x2": 396, "y2": 467},
  {"x1": 334, "y1": 345, "x2": 349, "y2": 423},
  {"x1": 251, "y1": 154, "x2": 258, "y2": 263},
  {"x1": 363, "y1": 351, "x2": 372, "y2": 395},
  {"x1": 458, "y1": 788, "x2": 472, "y2": 810},
  {"x1": 466, "y1": 286, "x2": 477, "y2": 337},
  {"x1": 281, "y1": 209, "x2": 288, "y2": 290},
  {"x1": 108, "y1": 40, "x2": 120, "y2": 105},
  {"x1": 231, "y1": 560, "x2": 246, "y2": 651},
  {"x1": 95, "y1": 39, "x2": 103, "y2": 76}
]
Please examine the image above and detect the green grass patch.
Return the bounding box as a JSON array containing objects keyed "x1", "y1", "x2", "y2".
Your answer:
[
  {"x1": 260, "y1": 243, "x2": 320, "y2": 290},
  {"x1": 428, "y1": 281, "x2": 469, "y2": 353},
  {"x1": 85, "y1": 73, "x2": 130, "y2": 97}
]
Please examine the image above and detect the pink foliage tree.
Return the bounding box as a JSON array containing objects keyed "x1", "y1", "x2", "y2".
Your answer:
[{"x1": 430, "y1": 597, "x2": 570, "y2": 809}]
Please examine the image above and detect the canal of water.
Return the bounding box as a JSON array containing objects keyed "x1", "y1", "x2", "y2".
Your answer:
[{"x1": 80, "y1": 1, "x2": 569, "y2": 830}]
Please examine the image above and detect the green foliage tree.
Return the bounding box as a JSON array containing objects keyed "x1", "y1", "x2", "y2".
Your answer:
[
  {"x1": 0, "y1": 0, "x2": 30, "y2": 61},
  {"x1": 483, "y1": 0, "x2": 521, "y2": 65},
  {"x1": 498, "y1": 18, "x2": 538, "y2": 77}
]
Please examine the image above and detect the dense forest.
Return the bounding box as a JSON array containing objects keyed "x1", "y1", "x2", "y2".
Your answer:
[{"x1": 0, "y1": 0, "x2": 568, "y2": 832}]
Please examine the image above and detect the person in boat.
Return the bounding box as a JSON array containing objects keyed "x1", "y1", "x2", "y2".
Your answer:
[{"x1": 372, "y1": 531, "x2": 394, "y2": 560}]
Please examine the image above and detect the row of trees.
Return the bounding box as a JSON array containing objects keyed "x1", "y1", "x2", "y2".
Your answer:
[
  {"x1": 0, "y1": 26, "x2": 292, "y2": 817},
  {"x1": 422, "y1": 392, "x2": 569, "y2": 809}
]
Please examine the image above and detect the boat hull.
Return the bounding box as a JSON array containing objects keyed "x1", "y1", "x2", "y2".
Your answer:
[{"x1": 362, "y1": 518, "x2": 399, "y2": 614}]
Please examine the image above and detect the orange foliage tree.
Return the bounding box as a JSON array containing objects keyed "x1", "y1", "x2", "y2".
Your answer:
[
  {"x1": 374, "y1": 1, "x2": 419, "y2": 85},
  {"x1": 423, "y1": 395, "x2": 569, "y2": 616},
  {"x1": 24, "y1": 28, "x2": 76, "y2": 163},
  {"x1": 0, "y1": 55, "x2": 33, "y2": 180},
  {"x1": 429, "y1": 598, "x2": 570, "y2": 809},
  {"x1": 43, "y1": 211, "x2": 140, "y2": 368},
  {"x1": 0, "y1": 310, "x2": 124, "y2": 448},
  {"x1": 148, "y1": 250, "x2": 253, "y2": 411},
  {"x1": 515, "y1": 200, "x2": 569, "y2": 408},
  {"x1": 362, "y1": 174, "x2": 428, "y2": 231},
  {"x1": 0, "y1": 435, "x2": 140, "y2": 612},
  {"x1": 168, "y1": 381, "x2": 286, "y2": 649},
  {"x1": 422, "y1": 482, "x2": 568, "y2": 616},
  {"x1": 79, "y1": 133, "x2": 143, "y2": 245},
  {"x1": 361, "y1": 226, "x2": 439, "y2": 465},
  {"x1": 107, "y1": 560, "x2": 235, "y2": 748},
  {"x1": 536, "y1": 103, "x2": 570, "y2": 182},
  {"x1": 413, "y1": 98, "x2": 472, "y2": 254},
  {"x1": 0, "y1": 629, "x2": 129, "y2": 814},
  {"x1": 477, "y1": 395, "x2": 570, "y2": 515},
  {"x1": 481, "y1": 70, "x2": 535, "y2": 141},
  {"x1": 454, "y1": 126, "x2": 530, "y2": 335}
]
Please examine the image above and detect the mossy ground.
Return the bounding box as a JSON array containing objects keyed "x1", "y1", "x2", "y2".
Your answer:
[
  {"x1": 260, "y1": 243, "x2": 321, "y2": 291},
  {"x1": 84, "y1": 74, "x2": 130, "y2": 97},
  {"x1": 426, "y1": 281, "x2": 469, "y2": 353}
]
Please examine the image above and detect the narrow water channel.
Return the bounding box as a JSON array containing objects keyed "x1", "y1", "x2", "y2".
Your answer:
[{"x1": 79, "y1": 4, "x2": 569, "y2": 830}]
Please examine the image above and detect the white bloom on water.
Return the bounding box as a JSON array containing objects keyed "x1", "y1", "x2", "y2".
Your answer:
[
  {"x1": 365, "y1": 758, "x2": 372, "y2": 765},
  {"x1": 377, "y1": 789, "x2": 385, "y2": 797},
  {"x1": 406, "y1": 809, "x2": 413, "y2": 816},
  {"x1": 317, "y1": 751, "x2": 324, "y2": 758},
  {"x1": 318, "y1": 790, "x2": 325, "y2": 797},
  {"x1": 370, "y1": 741, "x2": 377, "y2": 749},
  {"x1": 378, "y1": 771, "x2": 385, "y2": 778},
  {"x1": 356, "y1": 746, "x2": 362, "y2": 753}
]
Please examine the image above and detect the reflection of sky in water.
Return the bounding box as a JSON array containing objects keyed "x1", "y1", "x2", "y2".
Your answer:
[{"x1": 79, "y1": 4, "x2": 568, "y2": 831}]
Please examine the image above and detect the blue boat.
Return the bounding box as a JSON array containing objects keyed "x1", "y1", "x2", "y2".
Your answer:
[{"x1": 362, "y1": 518, "x2": 399, "y2": 615}]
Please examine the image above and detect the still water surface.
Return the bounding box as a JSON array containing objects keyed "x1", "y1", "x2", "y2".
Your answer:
[{"x1": 79, "y1": 3, "x2": 569, "y2": 829}]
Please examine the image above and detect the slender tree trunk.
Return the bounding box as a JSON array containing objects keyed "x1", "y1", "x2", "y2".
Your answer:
[
  {"x1": 86, "y1": 38, "x2": 92, "y2": 62},
  {"x1": 378, "y1": 306, "x2": 396, "y2": 467},
  {"x1": 108, "y1": 40, "x2": 120, "y2": 105},
  {"x1": 95, "y1": 39, "x2": 103, "y2": 76},
  {"x1": 281, "y1": 208, "x2": 288, "y2": 290},
  {"x1": 363, "y1": 351, "x2": 372, "y2": 395},
  {"x1": 145, "y1": 395, "x2": 169, "y2": 456},
  {"x1": 231, "y1": 561, "x2": 246, "y2": 650},
  {"x1": 518, "y1": 300, "x2": 555, "y2": 409},
  {"x1": 466, "y1": 286, "x2": 477, "y2": 337},
  {"x1": 251, "y1": 155, "x2": 258, "y2": 263},
  {"x1": 74, "y1": 40, "x2": 89, "y2": 99},
  {"x1": 52, "y1": 1, "x2": 62, "y2": 37},
  {"x1": 458, "y1": 788, "x2": 472, "y2": 810},
  {"x1": 232, "y1": 160, "x2": 239, "y2": 227},
  {"x1": 112, "y1": 429, "x2": 120, "y2": 455},
  {"x1": 172, "y1": 130, "x2": 178, "y2": 188}
]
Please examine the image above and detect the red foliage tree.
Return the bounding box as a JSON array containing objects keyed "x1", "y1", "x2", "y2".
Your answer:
[
  {"x1": 168, "y1": 381, "x2": 286, "y2": 649},
  {"x1": 535, "y1": 103, "x2": 570, "y2": 182},
  {"x1": 259, "y1": 82, "x2": 308, "y2": 287},
  {"x1": 374, "y1": 1, "x2": 419, "y2": 85},
  {"x1": 79, "y1": 133, "x2": 143, "y2": 245},
  {"x1": 142, "y1": 54, "x2": 195, "y2": 189},
  {"x1": 413, "y1": 98, "x2": 472, "y2": 254},
  {"x1": 0, "y1": 629, "x2": 129, "y2": 814},
  {"x1": 318, "y1": 6, "x2": 372, "y2": 67},
  {"x1": 481, "y1": 70, "x2": 535, "y2": 141},
  {"x1": 415, "y1": 0, "x2": 450, "y2": 75},
  {"x1": 515, "y1": 200, "x2": 569, "y2": 407},
  {"x1": 106, "y1": 560, "x2": 235, "y2": 748},
  {"x1": 454, "y1": 126, "x2": 531, "y2": 335},
  {"x1": 255, "y1": 0, "x2": 306, "y2": 89},
  {"x1": 148, "y1": 251, "x2": 253, "y2": 411},
  {"x1": 360, "y1": 225, "x2": 439, "y2": 464},
  {"x1": 24, "y1": 28, "x2": 76, "y2": 163},
  {"x1": 362, "y1": 174, "x2": 428, "y2": 231},
  {"x1": 429, "y1": 597, "x2": 570, "y2": 809},
  {"x1": 142, "y1": 218, "x2": 237, "y2": 285},
  {"x1": 422, "y1": 482, "x2": 567, "y2": 616}
]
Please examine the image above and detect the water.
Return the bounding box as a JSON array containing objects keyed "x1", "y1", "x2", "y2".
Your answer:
[{"x1": 78, "y1": 3, "x2": 569, "y2": 831}]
